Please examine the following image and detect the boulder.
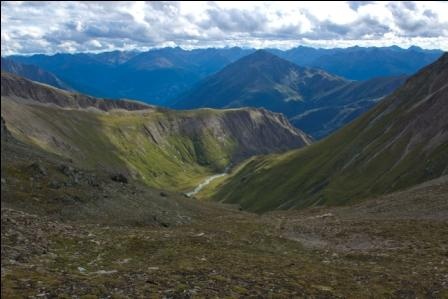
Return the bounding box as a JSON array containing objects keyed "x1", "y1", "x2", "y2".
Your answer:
[{"x1": 110, "y1": 173, "x2": 128, "y2": 184}]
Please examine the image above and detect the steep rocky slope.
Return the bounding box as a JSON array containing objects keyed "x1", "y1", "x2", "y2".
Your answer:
[
  {"x1": 211, "y1": 53, "x2": 448, "y2": 212},
  {"x1": 1, "y1": 58, "x2": 71, "y2": 90},
  {"x1": 1, "y1": 73, "x2": 309, "y2": 191}
]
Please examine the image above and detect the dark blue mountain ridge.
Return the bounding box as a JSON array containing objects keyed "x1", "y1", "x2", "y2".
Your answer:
[
  {"x1": 7, "y1": 45, "x2": 441, "y2": 105},
  {"x1": 8, "y1": 47, "x2": 254, "y2": 105},
  {"x1": 171, "y1": 50, "x2": 407, "y2": 138}
]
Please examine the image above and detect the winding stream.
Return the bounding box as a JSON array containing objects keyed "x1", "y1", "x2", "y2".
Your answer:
[{"x1": 185, "y1": 165, "x2": 231, "y2": 197}]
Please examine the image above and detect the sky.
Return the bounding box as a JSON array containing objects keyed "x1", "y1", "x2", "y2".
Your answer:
[{"x1": 1, "y1": 1, "x2": 447, "y2": 55}]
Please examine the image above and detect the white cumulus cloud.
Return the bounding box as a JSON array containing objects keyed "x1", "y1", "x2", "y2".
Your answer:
[{"x1": 1, "y1": 1, "x2": 447, "y2": 55}]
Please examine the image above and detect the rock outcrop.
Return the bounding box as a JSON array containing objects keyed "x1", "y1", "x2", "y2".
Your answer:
[{"x1": 142, "y1": 108, "x2": 311, "y2": 162}]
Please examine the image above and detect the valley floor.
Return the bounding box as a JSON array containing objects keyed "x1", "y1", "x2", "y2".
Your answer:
[{"x1": 2, "y1": 175, "x2": 447, "y2": 298}]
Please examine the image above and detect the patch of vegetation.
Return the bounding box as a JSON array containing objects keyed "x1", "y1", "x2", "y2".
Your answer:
[
  {"x1": 2, "y1": 101, "x2": 240, "y2": 192},
  {"x1": 212, "y1": 94, "x2": 448, "y2": 212}
]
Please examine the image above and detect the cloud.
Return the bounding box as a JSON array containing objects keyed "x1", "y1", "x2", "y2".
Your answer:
[
  {"x1": 387, "y1": 1, "x2": 447, "y2": 38},
  {"x1": 201, "y1": 7, "x2": 267, "y2": 33},
  {"x1": 348, "y1": 1, "x2": 375, "y2": 11},
  {"x1": 308, "y1": 15, "x2": 391, "y2": 40},
  {"x1": 1, "y1": 1, "x2": 447, "y2": 55}
]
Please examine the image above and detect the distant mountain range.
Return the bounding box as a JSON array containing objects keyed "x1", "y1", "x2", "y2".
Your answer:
[
  {"x1": 213, "y1": 53, "x2": 448, "y2": 212},
  {"x1": 1, "y1": 57, "x2": 72, "y2": 90},
  {"x1": 173, "y1": 50, "x2": 406, "y2": 138},
  {"x1": 271, "y1": 45, "x2": 442, "y2": 80},
  {"x1": 8, "y1": 47, "x2": 253, "y2": 105},
  {"x1": 6, "y1": 46, "x2": 441, "y2": 106}
]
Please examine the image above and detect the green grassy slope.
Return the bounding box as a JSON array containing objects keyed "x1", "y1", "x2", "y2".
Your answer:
[
  {"x1": 212, "y1": 53, "x2": 448, "y2": 212},
  {"x1": 0, "y1": 101, "x2": 235, "y2": 191},
  {"x1": 97, "y1": 109, "x2": 238, "y2": 190},
  {"x1": 1, "y1": 73, "x2": 309, "y2": 191}
]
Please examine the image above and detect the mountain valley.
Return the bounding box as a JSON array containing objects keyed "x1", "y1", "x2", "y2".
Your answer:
[
  {"x1": 1, "y1": 10, "x2": 447, "y2": 296},
  {"x1": 1, "y1": 72, "x2": 310, "y2": 192},
  {"x1": 2, "y1": 121, "x2": 447, "y2": 297},
  {"x1": 8, "y1": 46, "x2": 442, "y2": 139}
]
